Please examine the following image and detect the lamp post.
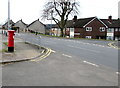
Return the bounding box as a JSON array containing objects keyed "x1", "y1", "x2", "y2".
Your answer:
[
  {"x1": 8, "y1": 0, "x2": 15, "y2": 52},
  {"x1": 8, "y1": 0, "x2": 10, "y2": 30},
  {"x1": 118, "y1": 1, "x2": 120, "y2": 19}
]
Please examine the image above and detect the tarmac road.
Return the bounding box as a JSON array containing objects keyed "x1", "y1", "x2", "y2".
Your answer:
[
  {"x1": 2, "y1": 33, "x2": 119, "y2": 86},
  {"x1": 2, "y1": 50, "x2": 118, "y2": 86},
  {"x1": 16, "y1": 33, "x2": 118, "y2": 71}
]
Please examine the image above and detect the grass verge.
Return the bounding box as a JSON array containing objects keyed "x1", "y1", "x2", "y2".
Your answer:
[
  {"x1": 3, "y1": 42, "x2": 8, "y2": 46},
  {"x1": 0, "y1": 42, "x2": 8, "y2": 52},
  {"x1": 38, "y1": 33, "x2": 115, "y2": 41}
]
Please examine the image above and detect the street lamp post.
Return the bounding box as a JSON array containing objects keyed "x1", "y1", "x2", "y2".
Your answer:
[
  {"x1": 8, "y1": 0, "x2": 15, "y2": 52},
  {"x1": 8, "y1": 0, "x2": 10, "y2": 30}
]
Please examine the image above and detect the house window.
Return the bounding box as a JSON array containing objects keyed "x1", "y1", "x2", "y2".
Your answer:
[
  {"x1": 70, "y1": 28, "x2": 74, "y2": 32},
  {"x1": 66, "y1": 28, "x2": 70, "y2": 31},
  {"x1": 85, "y1": 36, "x2": 92, "y2": 39},
  {"x1": 86, "y1": 27, "x2": 92, "y2": 31},
  {"x1": 99, "y1": 27, "x2": 105, "y2": 32},
  {"x1": 115, "y1": 28, "x2": 118, "y2": 32},
  {"x1": 107, "y1": 28, "x2": 114, "y2": 32},
  {"x1": 74, "y1": 33, "x2": 80, "y2": 35}
]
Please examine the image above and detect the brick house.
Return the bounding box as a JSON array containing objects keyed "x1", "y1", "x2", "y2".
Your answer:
[
  {"x1": 64, "y1": 16, "x2": 120, "y2": 40},
  {"x1": 65, "y1": 16, "x2": 108, "y2": 39},
  {"x1": 101, "y1": 16, "x2": 120, "y2": 40}
]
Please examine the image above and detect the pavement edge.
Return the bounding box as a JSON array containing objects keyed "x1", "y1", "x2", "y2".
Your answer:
[
  {"x1": 108, "y1": 42, "x2": 120, "y2": 49},
  {"x1": 0, "y1": 42, "x2": 51, "y2": 64}
]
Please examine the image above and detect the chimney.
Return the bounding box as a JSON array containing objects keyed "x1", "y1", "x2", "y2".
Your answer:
[
  {"x1": 108, "y1": 16, "x2": 112, "y2": 23},
  {"x1": 73, "y1": 16, "x2": 77, "y2": 22}
]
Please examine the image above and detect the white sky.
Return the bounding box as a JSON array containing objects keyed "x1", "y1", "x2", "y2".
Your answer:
[{"x1": 0, "y1": 0, "x2": 119, "y2": 25}]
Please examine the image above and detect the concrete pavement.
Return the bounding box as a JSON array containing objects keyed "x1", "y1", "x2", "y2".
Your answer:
[{"x1": 0, "y1": 34, "x2": 47, "y2": 64}]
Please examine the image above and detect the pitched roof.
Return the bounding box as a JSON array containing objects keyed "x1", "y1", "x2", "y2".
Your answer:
[
  {"x1": 100, "y1": 19, "x2": 120, "y2": 28},
  {"x1": 15, "y1": 19, "x2": 27, "y2": 26},
  {"x1": 53, "y1": 17, "x2": 120, "y2": 29},
  {"x1": 111, "y1": 20, "x2": 120, "y2": 28},
  {"x1": 3, "y1": 20, "x2": 14, "y2": 26},
  {"x1": 66, "y1": 17, "x2": 96, "y2": 28},
  {"x1": 27, "y1": 19, "x2": 45, "y2": 27},
  {"x1": 45, "y1": 24, "x2": 56, "y2": 29}
]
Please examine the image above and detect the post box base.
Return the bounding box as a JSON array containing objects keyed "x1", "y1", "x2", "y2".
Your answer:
[{"x1": 8, "y1": 47, "x2": 14, "y2": 52}]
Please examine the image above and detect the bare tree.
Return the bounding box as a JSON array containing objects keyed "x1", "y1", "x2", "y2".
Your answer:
[{"x1": 41, "y1": 0, "x2": 80, "y2": 37}]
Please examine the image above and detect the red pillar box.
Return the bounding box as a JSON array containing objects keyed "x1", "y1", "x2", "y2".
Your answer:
[{"x1": 8, "y1": 30, "x2": 15, "y2": 52}]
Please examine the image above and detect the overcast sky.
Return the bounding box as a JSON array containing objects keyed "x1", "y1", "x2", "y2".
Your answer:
[{"x1": 0, "y1": 0, "x2": 119, "y2": 24}]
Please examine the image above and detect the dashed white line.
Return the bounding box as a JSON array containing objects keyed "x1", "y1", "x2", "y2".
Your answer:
[
  {"x1": 68, "y1": 45, "x2": 101, "y2": 53},
  {"x1": 45, "y1": 41, "x2": 56, "y2": 44},
  {"x1": 83, "y1": 60, "x2": 99, "y2": 67},
  {"x1": 62, "y1": 54, "x2": 72, "y2": 58},
  {"x1": 83, "y1": 43, "x2": 90, "y2": 45},
  {"x1": 92, "y1": 44, "x2": 97, "y2": 46},
  {"x1": 51, "y1": 50, "x2": 56, "y2": 53},
  {"x1": 116, "y1": 72, "x2": 120, "y2": 75}
]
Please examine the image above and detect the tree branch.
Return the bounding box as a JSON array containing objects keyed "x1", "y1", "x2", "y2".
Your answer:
[
  {"x1": 54, "y1": 1, "x2": 61, "y2": 17},
  {"x1": 52, "y1": 17, "x2": 62, "y2": 29}
]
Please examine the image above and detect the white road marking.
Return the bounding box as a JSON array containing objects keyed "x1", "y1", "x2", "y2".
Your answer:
[
  {"x1": 51, "y1": 50, "x2": 56, "y2": 53},
  {"x1": 62, "y1": 54, "x2": 72, "y2": 58},
  {"x1": 107, "y1": 47, "x2": 112, "y2": 48},
  {"x1": 45, "y1": 41, "x2": 56, "y2": 44},
  {"x1": 66, "y1": 40, "x2": 109, "y2": 48},
  {"x1": 68, "y1": 45, "x2": 101, "y2": 53},
  {"x1": 83, "y1": 61, "x2": 99, "y2": 67},
  {"x1": 116, "y1": 72, "x2": 120, "y2": 75},
  {"x1": 57, "y1": 39, "x2": 61, "y2": 40},
  {"x1": 98, "y1": 45, "x2": 102, "y2": 47},
  {"x1": 83, "y1": 43, "x2": 90, "y2": 45}
]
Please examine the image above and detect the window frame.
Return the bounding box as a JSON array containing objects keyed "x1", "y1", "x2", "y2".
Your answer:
[
  {"x1": 115, "y1": 28, "x2": 118, "y2": 32},
  {"x1": 86, "y1": 27, "x2": 92, "y2": 31},
  {"x1": 99, "y1": 27, "x2": 105, "y2": 32},
  {"x1": 107, "y1": 28, "x2": 114, "y2": 32},
  {"x1": 85, "y1": 36, "x2": 92, "y2": 39}
]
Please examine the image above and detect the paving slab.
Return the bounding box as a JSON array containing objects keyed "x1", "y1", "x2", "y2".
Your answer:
[{"x1": 0, "y1": 34, "x2": 45, "y2": 63}]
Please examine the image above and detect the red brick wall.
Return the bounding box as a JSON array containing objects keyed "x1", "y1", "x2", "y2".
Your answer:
[
  {"x1": 73, "y1": 18, "x2": 107, "y2": 39},
  {"x1": 114, "y1": 30, "x2": 120, "y2": 36},
  {"x1": 84, "y1": 18, "x2": 107, "y2": 39}
]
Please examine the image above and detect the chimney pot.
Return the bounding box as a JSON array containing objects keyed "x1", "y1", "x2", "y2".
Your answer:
[
  {"x1": 73, "y1": 16, "x2": 77, "y2": 22},
  {"x1": 108, "y1": 16, "x2": 112, "y2": 22}
]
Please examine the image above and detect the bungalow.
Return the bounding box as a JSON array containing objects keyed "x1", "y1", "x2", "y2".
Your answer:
[
  {"x1": 2, "y1": 20, "x2": 14, "y2": 35},
  {"x1": 2, "y1": 20, "x2": 14, "y2": 30},
  {"x1": 14, "y1": 19, "x2": 27, "y2": 33},
  {"x1": 27, "y1": 19, "x2": 45, "y2": 34}
]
